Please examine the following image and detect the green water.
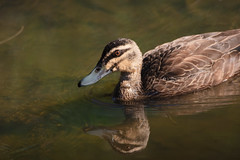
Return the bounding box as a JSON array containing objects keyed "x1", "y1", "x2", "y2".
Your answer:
[{"x1": 0, "y1": 0, "x2": 240, "y2": 159}]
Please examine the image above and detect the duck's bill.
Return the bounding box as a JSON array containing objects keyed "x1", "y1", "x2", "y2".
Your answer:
[{"x1": 78, "y1": 66, "x2": 112, "y2": 87}]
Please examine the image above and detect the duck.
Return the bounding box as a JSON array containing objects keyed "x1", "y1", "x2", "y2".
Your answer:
[{"x1": 78, "y1": 29, "x2": 240, "y2": 101}]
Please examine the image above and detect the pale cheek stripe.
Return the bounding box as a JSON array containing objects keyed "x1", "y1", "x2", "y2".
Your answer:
[
  {"x1": 103, "y1": 48, "x2": 131, "y2": 65},
  {"x1": 106, "y1": 44, "x2": 132, "y2": 57}
]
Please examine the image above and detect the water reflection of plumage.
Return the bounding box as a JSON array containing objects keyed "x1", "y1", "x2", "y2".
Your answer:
[
  {"x1": 84, "y1": 106, "x2": 150, "y2": 154},
  {"x1": 83, "y1": 75, "x2": 240, "y2": 153}
]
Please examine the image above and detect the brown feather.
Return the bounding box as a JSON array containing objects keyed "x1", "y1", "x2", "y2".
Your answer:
[{"x1": 142, "y1": 29, "x2": 240, "y2": 97}]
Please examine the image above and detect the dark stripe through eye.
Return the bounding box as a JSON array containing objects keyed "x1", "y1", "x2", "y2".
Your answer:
[{"x1": 102, "y1": 48, "x2": 130, "y2": 65}]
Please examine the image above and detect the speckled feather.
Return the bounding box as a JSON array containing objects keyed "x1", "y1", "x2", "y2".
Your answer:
[{"x1": 141, "y1": 29, "x2": 240, "y2": 97}]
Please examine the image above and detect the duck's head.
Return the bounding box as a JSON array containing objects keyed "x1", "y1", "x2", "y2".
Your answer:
[{"x1": 78, "y1": 38, "x2": 142, "y2": 87}]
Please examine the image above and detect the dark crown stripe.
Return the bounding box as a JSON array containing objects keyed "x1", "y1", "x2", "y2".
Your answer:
[{"x1": 97, "y1": 38, "x2": 131, "y2": 66}]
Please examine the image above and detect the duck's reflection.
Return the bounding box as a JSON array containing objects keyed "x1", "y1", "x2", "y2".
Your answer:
[
  {"x1": 84, "y1": 76, "x2": 240, "y2": 154},
  {"x1": 84, "y1": 105, "x2": 150, "y2": 154}
]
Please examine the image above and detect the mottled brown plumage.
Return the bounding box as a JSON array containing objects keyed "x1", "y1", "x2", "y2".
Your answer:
[
  {"x1": 142, "y1": 29, "x2": 240, "y2": 98},
  {"x1": 79, "y1": 29, "x2": 240, "y2": 101}
]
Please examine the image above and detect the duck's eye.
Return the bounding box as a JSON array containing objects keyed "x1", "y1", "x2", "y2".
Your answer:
[{"x1": 114, "y1": 50, "x2": 121, "y2": 56}]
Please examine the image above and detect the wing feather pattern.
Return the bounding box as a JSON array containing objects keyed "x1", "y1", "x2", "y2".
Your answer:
[{"x1": 142, "y1": 29, "x2": 240, "y2": 97}]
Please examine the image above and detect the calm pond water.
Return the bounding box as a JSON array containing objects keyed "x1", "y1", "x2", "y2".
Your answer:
[{"x1": 0, "y1": 0, "x2": 240, "y2": 159}]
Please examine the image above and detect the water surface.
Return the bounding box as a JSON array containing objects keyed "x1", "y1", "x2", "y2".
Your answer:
[{"x1": 0, "y1": 0, "x2": 240, "y2": 159}]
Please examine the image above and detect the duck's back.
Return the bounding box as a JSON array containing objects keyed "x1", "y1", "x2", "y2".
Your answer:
[{"x1": 141, "y1": 29, "x2": 240, "y2": 97}]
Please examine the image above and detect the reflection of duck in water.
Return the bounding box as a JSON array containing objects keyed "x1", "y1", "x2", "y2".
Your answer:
[
  {"x1": 84, "y1": 106, "x2": 150, "y2": 154},
  {"x1": 78, "y1": 29, "x2": 240, "y2": 101}
]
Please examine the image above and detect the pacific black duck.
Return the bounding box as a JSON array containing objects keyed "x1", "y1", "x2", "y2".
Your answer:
[{"x1": 78, "y1": 29, "x2": 240, "y2": 101}]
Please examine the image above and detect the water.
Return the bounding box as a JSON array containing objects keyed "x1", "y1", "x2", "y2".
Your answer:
[{"x1": 0, "y1": 0, "x2": 240, "y2": 159}]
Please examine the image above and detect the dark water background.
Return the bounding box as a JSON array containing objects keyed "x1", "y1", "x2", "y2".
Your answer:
[{"x1": 0, "y1": 0, "x2": 240, "y2": 159}]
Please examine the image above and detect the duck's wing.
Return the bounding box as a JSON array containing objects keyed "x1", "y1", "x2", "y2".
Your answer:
[{"x1": 142, "y1": 29, "x2": 240, "y2": 97}]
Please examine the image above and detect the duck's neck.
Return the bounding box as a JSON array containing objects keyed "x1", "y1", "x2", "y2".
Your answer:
[{"x1": 113, "y1": 68, "x2": 142, "y2": 101}]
